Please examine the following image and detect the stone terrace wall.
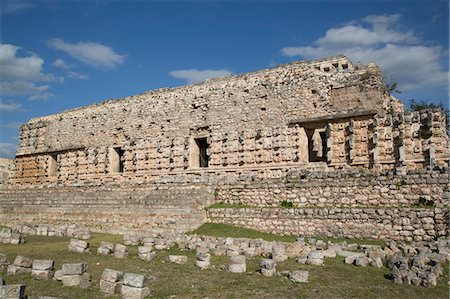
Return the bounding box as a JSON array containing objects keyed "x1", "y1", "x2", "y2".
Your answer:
[
  {"x1": 207, "y1": 207, "x2": 446, "y2": 242},
  {"x1": 0, "y1": 184, "x2": 214, "y2": 235},
  {"x1": 207, "y1": 169, "x2": 449, "y2": 241},
  {"x1": 214, "y1": 170, "x2": 449, "y2": 208}
]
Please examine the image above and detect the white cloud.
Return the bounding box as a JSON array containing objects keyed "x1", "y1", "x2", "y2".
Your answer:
[
  {"x1": 29, "y1": 92, "x2": 54, "y2": 101},
  {"x1": 0, "y1": 142, "x2": 17, "y2": 158},
  {"x1": 47, "y1": 38, "x2": 126, "y2": 69},
  {"x1": 170, "y1": 69, "x2": 232, "y2": 84},
  {"x1": 1, "y1": 1, "x2": 34, "y2": 14},
  {"x1": 0, "y1": 81, "x2": 49, "y2": 96},
  {"x1": 0, "y1": 100, "x2": 24, "y2": 112},
  {"x1": 281, "y1": 14, "x2": 448, "y2": 92},
  {"x1": 0, "y1": 43, "x2": 55, "y2": 99},
  {"x1": 67, "y1": 71, "x2": 88, "y2": 80},
  {"x1": 52, "y1": 58, "x2": 72, "y2": 69},
  {"x1": 3, "y1": 121, "x2": 22, "y2": 130}
]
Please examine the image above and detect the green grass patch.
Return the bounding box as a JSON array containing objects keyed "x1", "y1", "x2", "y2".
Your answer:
[
  {"x1": 191, "y1": 223, "x2": 386, "y2": 246},
  {"x1": 0, "y1": 232, "x2": 447, "y2": 298},
  {"x1": 207, "y1": 202, "x2": 253, "y2": 209},
  {"x1": 190, "y1": 223, "x2": 297, "y2": 243}
]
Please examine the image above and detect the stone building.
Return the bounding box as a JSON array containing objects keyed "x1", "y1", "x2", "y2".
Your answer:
[{"x1": 0, "y1": 55, "x2": 448, "y2": 240}]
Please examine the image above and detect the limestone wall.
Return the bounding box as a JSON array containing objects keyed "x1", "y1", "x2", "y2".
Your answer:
[
  {"x1": 207, "y1": 169, "x2": 448, "y2": 241},
  {"x1": 215, "y1": 171, "x2": 449, "y2": 208},
  {"x1": 0, "y1": 184, "x2": 214, "y2": 235},
  {"x1": 207, "y1": 207, "x2": 445, "y2": 242}
]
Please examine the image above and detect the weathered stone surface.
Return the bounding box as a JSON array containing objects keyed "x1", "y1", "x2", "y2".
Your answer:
[
  {"x1": 168, "y1": 255, "x2": 188, "y2": 265},
  {"x1": 100, "y1": 279, "x2": 122, "y2": 294},
  {"x1": 97, "y1": 241, "x2": 114, "y2": 255},
  {"x1": 121, "y1": 285, "x2": 151, "y2": 299},
  {"x1": 32, "y1": 260, "x2": 54, "y2": 271},
  {"x1": 13, "y1": 256, "x2": 32, "y2": 268},
  {"x1": 53, "y1": 270, "x2": 63, "y2": 281},
  {"x1": 62, "y1": 263, "x2": 86, "y2": 275},
  {"x1": 195, "y1": 252, "x2": 211, "y2": 270},
  {"x1": 7, "y1": 265, "x2": 31, "y2": 275},
  {"x1": 31, "y1": 269, "x2": 54, "y2": 280},
  {"x1": 68, "y1": 239, "x2": 89, "y2": 253},
  {"x1": 61, "y1": 275, "x2": 81, "y2": 287},
  {"x1": 123, "y1": 273, "x2": 146, "y2": 288},
  {"x1": 124, "y1": 234, "x2": 141, "y2": 246},
  {"x1": 102, "y1": 268, "x2": 123, "y2": 283},
  {"x1": 114, "y1": 244, "x2": 128, "y2": 258},
  {"x1": 306, "y1": 251, "x2": 324, "y2": 266},
  {"x1": 0, "y1": 284, "x2": 26, "y2": 299},
  {"x1": 229, "y1": 255, "x2": 246, "y2": 273},
  {"x1": 289, "y1": 270, "x2": 309, "y2": 283}
]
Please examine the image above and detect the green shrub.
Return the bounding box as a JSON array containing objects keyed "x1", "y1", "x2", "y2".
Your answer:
[
  {"x1": 396, "y1": 180, "x2": 407, "y2": 189},
  {"x1": 281, "y1": 200, "x2": 294, "y2": 208},
  {"x1": 416, "y1": 196, "x2": 434, "y2": 207}
]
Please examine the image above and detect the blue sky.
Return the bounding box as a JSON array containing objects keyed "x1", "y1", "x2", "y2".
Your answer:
[{"x1": 0, "y1": 0, "x2": 448, "y2": 158}]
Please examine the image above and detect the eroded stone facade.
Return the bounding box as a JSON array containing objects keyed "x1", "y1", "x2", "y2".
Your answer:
[
  {"x1": 9, "y1": 55, "x2": 448, "y2": 187},
  {"x1": 0, "y1": 55, "x2": 448, "y2": 238}
]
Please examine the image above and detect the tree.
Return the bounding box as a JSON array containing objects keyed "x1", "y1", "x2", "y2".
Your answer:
[{"x1": 384, "y1": 75, "x2": 401, "y2": 95}]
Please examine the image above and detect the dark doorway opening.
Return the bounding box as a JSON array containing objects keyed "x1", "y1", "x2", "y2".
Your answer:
[
  {"x1": 195, "y1": 137, "x2": 209, "y2": 167},
  {"x1": 114, "y1": 147, "x2": 125, "y2": 173}
]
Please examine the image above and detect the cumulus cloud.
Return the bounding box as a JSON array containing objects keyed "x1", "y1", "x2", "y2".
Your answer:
[
  {"x1": 170, "y1": 69, "x2": 232, "y2": 84},
  {"x1": 1, "y1": 0, "x2": 34, "y2": 14},
  {"x1": 0, "y1": 43, "x2": 55, "y2": 99},
  {"x1": 3, "y1": 121, "x2": 22, "y2": 130},
  {"x1": 52, "y1": 58, "x2": 72, "y2": 69},
  {"x1": 0, "y1": 100, "x2": 24, "y2": 112},
  {"x1": 47, "y1": 38, "x2": 126, "y2": 69},
  {"x1": 67, "y1": 71, "x2": 88, "y2": 80},
  {"x1": 0, "y1": 142, "x2": 17, "y2": 158},
  {"x1": 281, "y1": 14, "x2": 448, "y2": 92}
]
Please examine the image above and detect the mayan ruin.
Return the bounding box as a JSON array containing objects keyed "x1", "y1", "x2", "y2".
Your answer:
[{"x1": 0, "y1": 55, "x2": 447, "y2": 244}]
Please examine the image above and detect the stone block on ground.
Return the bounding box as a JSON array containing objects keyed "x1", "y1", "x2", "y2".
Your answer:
[
  {"x1": 61, "y1": 272, "x2": 90, "y2": 288},
  {"x1": 121, "y1": 285, "x2": 151, "y2": 299},
  {"x1": 53, "y1": 270, "x2": 63, "y2": 281},
  {"x1": 289, "y1": 270, "x2": 309, "y2": 283},
  {"x1": 31, "y1": 269, "x2": 55, "y2": 280},
  {"x1": 259, "y1": 259, "x2": 276, "y2": 277},
  {"x1": 68, "y1": 239, "x2": 89, "y2": 253},
  {"x1": 168, "y1": 255, "x2": 188, "y2": 265},
  {"x1": 228, "y1": 255, "x2": 246, "y2": 273},
  {"x1": 195, "y1": 252, "x2": 211, "y2": 270},
  {"x1": 32, "y1": 260, "x2": 54, "y2": 271},
  {"x1": 62, "y1": 263, "x2": 86, "y2": 275},
  {"x1": 124, "y1": 273, "x2": 147, "y2": 288},
  {"x1": 13, "y1": 256, "x2": 32, "y2": 268},
  {"x1": 306, "y1": 251, "x2": 324, "y2": 266},
  {"x1": 114, "y1": 244, "x2": 129, "y2": 259},
  {"x1": 97, "y1": 242, "x2": 114, "y2": 256},
  {"x1": 0, "y1": 284, "x2": 26, "y2": 299},
  {"x1": 100, "y1": 279, "x2": 122, "y2": 294},
  {"x1": 7, "y1": 265, "x2": 31, "y2": 275},
  {"x1": 102, "y1": 268, "x2": 123, "y2": 282}
]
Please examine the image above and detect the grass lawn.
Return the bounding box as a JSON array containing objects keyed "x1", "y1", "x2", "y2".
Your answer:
[
  {"x1": 191, "y1": 223, "x2": 386, "y2": 246},
  {"x1": 0, "y1": 228, "x2": 447, "y2": 298}
]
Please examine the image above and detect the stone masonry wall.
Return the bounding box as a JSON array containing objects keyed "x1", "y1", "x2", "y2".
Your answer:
[
  {"x1": 215, "y1": 171, "x2": 449, "y2": 208},
  {"x1": 207, "y1": 207, "x2": 445, "y2": 242},
  {"x1": 207, "y1": 170, "x2": 449, "y2": 241},
  {"x1": 0, "y1": 184, "x2": 214, "y2": 235}
]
